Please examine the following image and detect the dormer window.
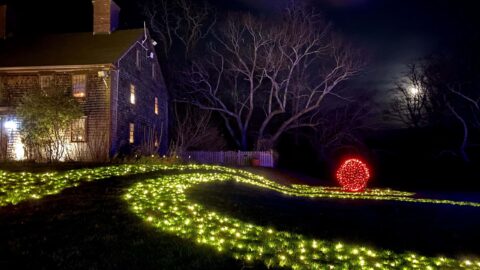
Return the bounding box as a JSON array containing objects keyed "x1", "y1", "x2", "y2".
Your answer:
[{"x1": 72, "y1": 74, "x2": 86, "y2": 98}]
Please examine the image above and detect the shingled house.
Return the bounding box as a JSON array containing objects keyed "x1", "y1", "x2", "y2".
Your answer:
[{"x1": 0, "y1": 0, "x2": 168, "y2": 161}]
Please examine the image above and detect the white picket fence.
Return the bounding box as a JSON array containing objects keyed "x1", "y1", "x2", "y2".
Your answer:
[{"x1": 182, "y1": 151, "x2": 275, "y2": 167}]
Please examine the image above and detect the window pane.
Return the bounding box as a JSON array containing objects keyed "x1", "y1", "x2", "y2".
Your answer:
[
  {"x1": 129, "y1": 123, "x2": 135, "y2": 144},
  {"x1": 40, "y1": 75, "x2": 53, "y2": 90},
  {"x1": 72, "y1": 74, "x2": 86, "y2": 98},
  {"x1": 71, "y1": 116, "x2": 87, "y2": 142},
  {"x1": 130, "y1": 84, "x2": 136, "y2": 104}
]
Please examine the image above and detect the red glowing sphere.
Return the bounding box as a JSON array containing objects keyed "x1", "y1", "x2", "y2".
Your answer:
[{"x1": 336, "y1": 158, "x2": 371, "y2": 192}]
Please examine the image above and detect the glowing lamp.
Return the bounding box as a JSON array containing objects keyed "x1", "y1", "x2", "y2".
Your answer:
[
  {"x1": 4, "y1": 120, "x2": 17, "y2": 130},
  {"x1": 336, "y1": 158, "x2": 371, "y2": 192},
  {"x1": 13, "y1": 140, "x2": 25, "y2": 160}
]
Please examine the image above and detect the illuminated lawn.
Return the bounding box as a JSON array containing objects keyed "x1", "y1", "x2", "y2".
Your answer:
[
  {"x1": 0, "y1": 164, "x2": 170, "y2": 206},
  {"x1": 1, "y1": 164, "x2": 480, "y2": 269},
  {"x1": 125, "y1": 166, "x2": 480, "y2": 269}
]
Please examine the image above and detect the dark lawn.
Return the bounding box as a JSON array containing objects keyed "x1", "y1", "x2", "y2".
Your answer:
[
  {"x1": 187, "y1": 181, "x2": 480, "y2": 259},
  {"x1": 1, "y1": 168, "x2": 479, "y2": 269},
  {"x1": 0, "y1": 171, "x2": 249, "y2": 270}
]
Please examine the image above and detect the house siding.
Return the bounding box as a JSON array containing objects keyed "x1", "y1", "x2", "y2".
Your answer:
[
  {"x1": 0, "y1": 70, "x2": 111, "y2": 161},
  {"x1": 112, "y1": 37, "x2": 168, "y2": 157},
  {"x1": 0, "y1": 31, "x2": 168, "y2": 161}
]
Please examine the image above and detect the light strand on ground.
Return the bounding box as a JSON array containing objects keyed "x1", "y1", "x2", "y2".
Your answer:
[
  {"x1": 2, "y1": 164, "x2": 480, "y2": 268},
  {"x1": 2, "y1": 164, "x2": 480, "y2": 208},
  {"x1": 124, "y1": 172, "x2": 480, "y2": 269},
  {"x1": 0, "y1": 164, "x2": 168, "y2": 206}
]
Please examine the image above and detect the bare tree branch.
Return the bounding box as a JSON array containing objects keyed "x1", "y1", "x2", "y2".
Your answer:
[
  {"x1": 180, "y1": 3, "x2": 364, "y2": 150},
  {"x1": 142, "y1": 0, "x2": 216, "y2": 58}
]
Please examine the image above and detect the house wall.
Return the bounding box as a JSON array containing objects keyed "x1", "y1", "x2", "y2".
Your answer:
[
  {"x1": 0, "y1": 70, "x2": 111, "y2": 161},
  {"x1": 112, "y1": 36, "x2": 169, "y2": 157}
]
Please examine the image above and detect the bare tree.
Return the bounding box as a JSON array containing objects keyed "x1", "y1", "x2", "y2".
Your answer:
[
  {"x1": 387, "y1": 64, "x2": 429, "y2": 128},
  {"x1": 181, "y1": 3, "x2": 364, "y2": 150},
  {"x1": 444, "y1": 85, "x2": 480, "y2": 162},
  {"x1": 314, "y1": 95, "x2": 375, "y2": 160},
  {"x1": 389, "y1": 52, "x2": 480, "y2": 162},
  {"x1": 142, "y1": 0, "x2": 216, "y2": 58},
  {"x1": 170, "y1": 103, "x2": 226, "y2": 155}
]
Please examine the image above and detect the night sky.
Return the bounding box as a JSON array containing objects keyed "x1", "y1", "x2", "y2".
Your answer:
[{"x1": 2, "y1": 0, "x2": 478, "y2": 97}]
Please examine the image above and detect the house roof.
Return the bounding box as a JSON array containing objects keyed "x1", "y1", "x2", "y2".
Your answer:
[{"x1": 0, "y1": 29, "x2": 145, "y2": 69}]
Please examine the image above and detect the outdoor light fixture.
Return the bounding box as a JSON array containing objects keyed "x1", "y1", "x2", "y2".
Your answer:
[
  {"x1": 4, "y1": 120, "x2": 17, "y2": 130},
  {"x1": 13, "y1": 141, "x2": 25, "y2": 160},
  {"x1": 98, "y1": 70, "x2": 107, "y2": 78}
]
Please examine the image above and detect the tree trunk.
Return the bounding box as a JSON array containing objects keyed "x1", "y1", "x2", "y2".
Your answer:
[
  {"x1": 240, "y1": 129, "x2": 248, "y2": 151},
  {"x1": 255, "y1": 137, "x2": 274, "y2": 151},
  {"x1": 448, "y1": 102, "x2": 470, "y2": 162}
]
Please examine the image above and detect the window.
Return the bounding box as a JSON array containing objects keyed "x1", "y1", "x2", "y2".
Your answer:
[
  {"x1": 152, "y1": 64, "x2": 156, "y2": 79},
  {"x1": 71, "y1": 116, "x2": 87, "y2": 142},
  {"x1": 130, "y1": 84, "x2": 136, "y2": 104},
  {"x1": 129, "y1": 123, "x2": 135, "y2": 144},
  {"x1": 40, "y1": 75, "x2": 53, "y2": 90},
  {"x1": 72, "y1": 74, "x2": 86, "y2": 98},
  {"x1": 154, "y1": 97, "x2": 159, "y2": 115},
  {"x1": 136, "y1": 49, "x2": 141, "y2": 69}
]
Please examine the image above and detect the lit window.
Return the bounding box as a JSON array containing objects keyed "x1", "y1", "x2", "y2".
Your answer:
[
  {"x1": 130, "y1": 84, "x2": 136, "y2": 104},
  {"x1": 71, "y1": 116, "x2": 87, "y2": 142},
  {"x1": 129, "y1": 123, "x2": 135, "y2": 144},
  {"x1": 154, "y1": 97, "x2": 159, "y2": 115},
  {"x1": 136, "y1": 50, "x2": 141, "y2": 69},
  {"x1": 40, "y1": 75, "x2": 53, "y2": 90},
  {"x1": 72, "y1": 74, "x2": 87, "y2": 98}
]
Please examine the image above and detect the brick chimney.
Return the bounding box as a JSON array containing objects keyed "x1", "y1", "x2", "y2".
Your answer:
[
  {"x1": 0, "y1": 5, "x2": 6, "y2": 39},
  {"x1": 92, "y1": 0, "x2": 120, "y2": 34}
]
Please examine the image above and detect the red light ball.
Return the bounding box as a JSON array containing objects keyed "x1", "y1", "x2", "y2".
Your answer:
[{"x1": 336, "y1": 158, "x2": 371, "y2": 192}]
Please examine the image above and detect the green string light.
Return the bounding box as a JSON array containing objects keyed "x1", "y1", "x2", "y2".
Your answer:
[
  {"x1": 0, "y1": 164, "x2": 169, "y2": 206},
  {"x1": 124, "y1": 166, "x2": 480, "y2": 269},
  {"x1": 2, "y1": 164, "x2": 479, "y2": 269}
]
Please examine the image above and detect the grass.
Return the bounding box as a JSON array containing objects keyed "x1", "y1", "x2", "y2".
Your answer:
[
  {"x1": 0, "y1": 171, "x2": 245, "y2": 269},
  {"x1": 1, "y1": 164, "x2": 479, "y2": 269},
  {"x1": 188, "y1": 181, "x2": 480, "y2": 258}
]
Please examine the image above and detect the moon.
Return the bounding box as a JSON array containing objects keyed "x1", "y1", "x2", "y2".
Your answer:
[{"x1": 409, "y1": 86, "x2": 420, "y2": 96}]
